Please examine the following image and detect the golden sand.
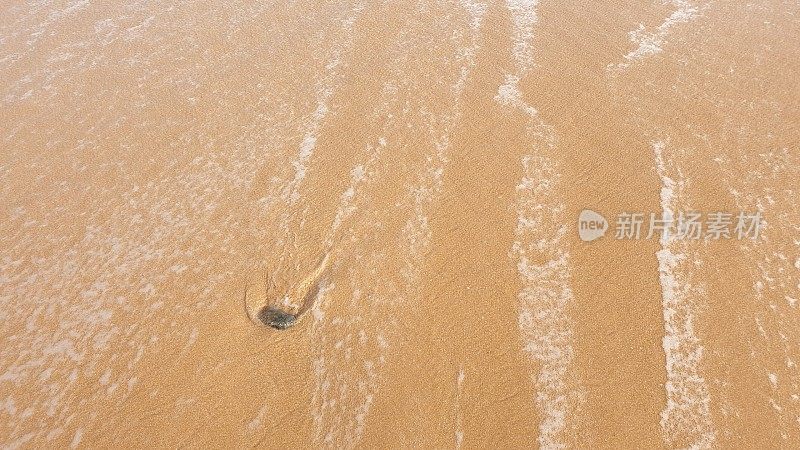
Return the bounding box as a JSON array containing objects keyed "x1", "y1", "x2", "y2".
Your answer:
[{"x1": 1, "y1": 0, "x2": 799, "y2": 448}]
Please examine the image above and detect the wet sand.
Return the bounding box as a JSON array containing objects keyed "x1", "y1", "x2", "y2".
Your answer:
[{"x1": 1, "y1": 0, "x2": 799, "y2": 448}]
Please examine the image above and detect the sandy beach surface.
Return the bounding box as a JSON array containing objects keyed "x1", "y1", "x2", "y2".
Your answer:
[{"x1": 1, "y1": 0, "x2": 799, "y2": 448}]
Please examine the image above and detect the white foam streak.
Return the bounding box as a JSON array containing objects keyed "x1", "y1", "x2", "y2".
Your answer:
[
  {"x1": 323, "y1": 83, "x2": 395, "y2": 249},
  {"x1": 653, "y1": 140, "x2": 717, "y2": 448},
  {"x1": 608, "y1": 1, "x2": 701, "y2": 74},
  {"x1": 310, "y1": 2, "x2": 486, "y2": 446},
  {"x1": 459, "y1": 0, "x2": 488, "y2": 31},
  {"x1": 281, "y1": 4, "x2": 365, "y2": 205},
  {"x1": 717, "y1": 147, "x2": 800, "y2": 438},
  {"x1": 505, "y1": 0, "x2": 540, "y2": 75},
  {"x1": 499, "y1": 1, "x2": 585, "y2": 447},
  {"x1": 283, "y1": 98, "x2": 331, "y2": 204},
  {"x1": 254, "y1": 2, "x2": 366, "y2": 314},
  {"x1": 398, "y1": 0, "x2": 486, "y2": 291},
  {"x1": 455, "y1": 366, "x2": 466, "y2": 449},
  {"x1": 309, "y1": 90, "x2": 396, "y2": 450},
  {"x1": 513, "y1": 154, "x2": 583, "y2": 450}
]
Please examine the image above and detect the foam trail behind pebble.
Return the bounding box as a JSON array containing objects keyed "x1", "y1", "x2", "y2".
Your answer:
[{"x1": 248, "y1": 1, "x2": 367, "y2": 313}]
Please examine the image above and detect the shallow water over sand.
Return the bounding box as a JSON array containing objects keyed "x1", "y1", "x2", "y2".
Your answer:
[{"x1": 1, "y1": 0, "x2": 799, "y2": 447}]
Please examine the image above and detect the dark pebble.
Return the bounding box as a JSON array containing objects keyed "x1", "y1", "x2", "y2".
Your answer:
[{"x1": 258, "y1": 307, "x2": 297, "y2": 330}]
